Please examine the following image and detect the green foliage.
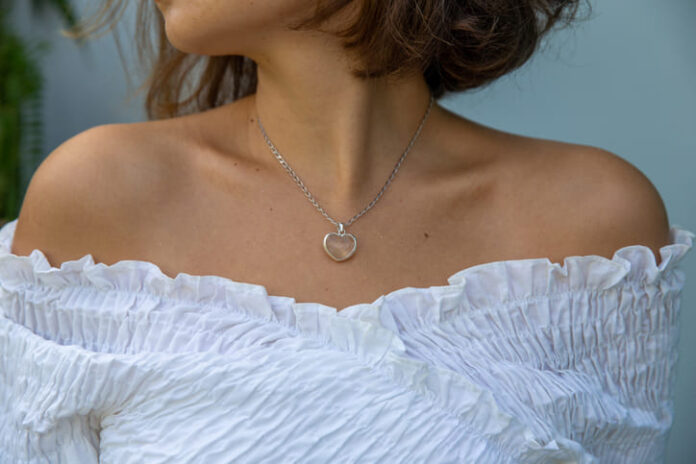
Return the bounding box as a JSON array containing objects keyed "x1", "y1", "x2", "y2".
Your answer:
[{"x1": 0, "y1": 0, "x2": 79, "y2": 225}]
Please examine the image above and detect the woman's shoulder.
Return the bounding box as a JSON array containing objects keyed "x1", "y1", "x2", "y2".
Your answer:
[
  {"x1": 10, "y1": 118, "x2": 196, "y2": 265},
  {"x1": 9, "y1": 100, "x2": 252, "y2": 272},
  {"x1": 465, "y1": 122, "x2": 673, "y2": 265},
  {"x1": 525, "y1": 137, "x2": 671, "y2": 263}
]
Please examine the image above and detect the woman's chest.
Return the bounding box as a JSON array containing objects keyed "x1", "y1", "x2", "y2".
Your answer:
[{"x1": 112, "y1": 169, "x2": 570, "y2": 311}]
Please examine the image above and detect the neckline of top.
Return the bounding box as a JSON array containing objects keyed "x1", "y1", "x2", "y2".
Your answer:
[{"x1": 0, "y1": 218, "x2": 693, "y2": 329}]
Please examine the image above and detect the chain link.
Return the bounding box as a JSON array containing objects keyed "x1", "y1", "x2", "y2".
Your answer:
[{"x1": 256, "y1": 93, "x2": 435, "y2": 230}]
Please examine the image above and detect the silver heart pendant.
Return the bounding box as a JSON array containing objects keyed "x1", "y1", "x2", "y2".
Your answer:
[{"x1": 323, "y1": 230, "x2": 357, "y2": 261}]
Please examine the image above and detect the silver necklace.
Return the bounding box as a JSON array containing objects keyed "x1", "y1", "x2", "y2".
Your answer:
[{"x1": 255, "y1": 93, "x2": 435, "y2": 262}]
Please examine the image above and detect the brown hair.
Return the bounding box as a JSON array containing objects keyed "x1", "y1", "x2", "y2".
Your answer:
[{"x1": 65, "y1": 0, "x2": 591, "y2": 120}]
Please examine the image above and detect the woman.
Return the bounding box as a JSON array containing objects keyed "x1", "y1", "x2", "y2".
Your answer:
[{"x1": 0, "y1": 0, "x2": 693, "y2": 462}]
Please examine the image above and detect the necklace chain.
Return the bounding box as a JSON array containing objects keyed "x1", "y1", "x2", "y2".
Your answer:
[{"x1": 255, "y1": 93, "x2": 435, "y2": 230}]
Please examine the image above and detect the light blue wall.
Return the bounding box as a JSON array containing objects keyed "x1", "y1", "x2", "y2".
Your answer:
[{"x1": 12, "y1": 0, "x2": 696, "y2": 461}]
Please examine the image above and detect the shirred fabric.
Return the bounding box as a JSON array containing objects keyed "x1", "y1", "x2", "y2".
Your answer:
[{"x1": 0, "y1": 217, "x2": 693, "y2": 464}]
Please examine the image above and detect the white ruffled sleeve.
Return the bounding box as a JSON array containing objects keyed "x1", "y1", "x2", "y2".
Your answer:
[
  {"x1": 0, "y1": 279, "x2": 158, "y2": 463},
  {"x1": 380, "y1": 225, "x2": 695, "y2": 462},
  {"x1": 0, "y1": 222, "x2": 155, "y2": 463},
  {"x1": 1, "y1": 315, "x2": 103, "y2": 462}
]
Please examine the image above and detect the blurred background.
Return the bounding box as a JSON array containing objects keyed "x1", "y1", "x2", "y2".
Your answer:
[{"x1": 3, "y1": 0, "x2": 695, "y2": 461}]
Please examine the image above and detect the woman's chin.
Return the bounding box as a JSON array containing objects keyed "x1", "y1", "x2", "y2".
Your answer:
[{"x1": 161, "y1": 24, "x2": 210, "y2": 55}]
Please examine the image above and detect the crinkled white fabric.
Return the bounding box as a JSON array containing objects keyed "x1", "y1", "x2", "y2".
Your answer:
[{"x1": 0, "y1": 217, "x2": 693, "y2": 464}]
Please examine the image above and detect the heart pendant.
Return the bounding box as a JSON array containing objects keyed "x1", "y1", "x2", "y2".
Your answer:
[{"x1": 323, "y1": 224, "x2": 357, "y2": 262}]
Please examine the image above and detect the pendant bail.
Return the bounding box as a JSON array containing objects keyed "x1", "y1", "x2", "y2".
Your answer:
[{"x1": 337, "y1": 222, "x2": 345, "y2": 235}]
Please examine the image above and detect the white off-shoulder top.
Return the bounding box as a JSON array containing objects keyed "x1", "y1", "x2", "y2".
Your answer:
[{"x1": 0, "y1": 217, "x2": 693, "y2": 464}]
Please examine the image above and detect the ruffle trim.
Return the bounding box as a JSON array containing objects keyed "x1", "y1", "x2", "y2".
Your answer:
[
  {"x1": 0, "y1": 218, "x2": 692, "y2": 331},
  {"x1": 0, "y1": 218, "x2": 692, "y2": 461}
]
